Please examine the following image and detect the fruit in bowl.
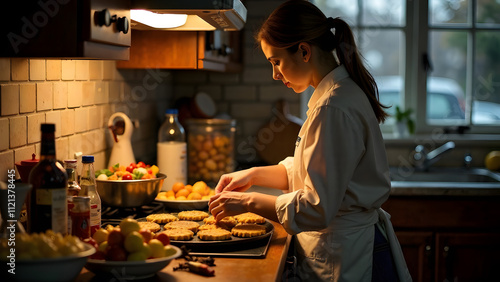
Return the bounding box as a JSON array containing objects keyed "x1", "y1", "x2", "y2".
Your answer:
[
  {"x1": 95, "y1": 162, "x2": 159, "y2": 180},
  {"x1": 157, "y1": 181, "x2": 215, "y2": 201}
]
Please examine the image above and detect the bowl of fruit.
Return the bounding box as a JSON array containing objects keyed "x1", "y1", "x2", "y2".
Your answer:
[
  {"x1": 0, "y1": 231, "x2": 96, "y2": 282},
  {"x1": 84, "y1": 218, "x2": 182, "y2": 279},
  {"x1": 155, "y1": 181, "x2": 215, "y2": 210},
  {"x1": 95, "y1": 162, "x2": 166, "y2": 208}
]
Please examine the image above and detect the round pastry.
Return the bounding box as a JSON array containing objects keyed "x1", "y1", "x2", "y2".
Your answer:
[
  {"x1": 146, "y1": 213, "x2": 178, "y2": 223},
  {"x1": 203, "y1": 216, "x2": 238, "y2": 230},
  {"x1": 234, "y1": 212, "x2": 266, "y2": 224},
  {"x1": 138, "y1": 221, "x2": 161, "y2": 233},
  {"x1": 161, "y1": 229, "x2": 194, "y2": 241},
  {"x1": 197, "y1": 228, "x2": 232, "y2": 241},
  {"x1": 231, "y1": 223, "x2": 266, "y2": 238},
  {"x1": 199, "y1": 224, "x2": 218, "y2": 231},
  {"x1": 178, "y1": 210, "x2": 210, "y2": 221},
  {"x1": 164, "y1": 220, "x2": 200, "y2": 233}
]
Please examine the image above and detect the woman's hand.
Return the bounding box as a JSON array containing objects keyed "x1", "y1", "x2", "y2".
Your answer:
[
  {"x1": 214, "y1": 169, "x2": 254, "y2": 194},
  {"x1": 208, "y1": 191, "x2": 250, "y2": 221}
]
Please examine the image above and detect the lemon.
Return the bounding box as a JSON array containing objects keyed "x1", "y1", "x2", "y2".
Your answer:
[{"x1": 485, "y1": 151, "x2": 500, "y2": 171}]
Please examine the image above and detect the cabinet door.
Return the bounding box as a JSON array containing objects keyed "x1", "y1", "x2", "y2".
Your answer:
[
  {"x1": 395, "y1": 231, "x2": 434, "y2": 282},
  {"x1": 435, "y1": 232, "x2": 500, "y2": 282}
]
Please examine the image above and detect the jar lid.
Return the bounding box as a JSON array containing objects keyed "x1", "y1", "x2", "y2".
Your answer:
[
  {"x1": 20, "y1": 153, "x2": 39, "y2": 166},
  {"x1": 166, "y1": 109, "x2": 178, "y2": 114},
  {"x1": 82, "y1": 155, "x2": 94, "y2": 163}
]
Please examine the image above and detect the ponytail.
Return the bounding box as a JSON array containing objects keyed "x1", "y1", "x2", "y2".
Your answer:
[{"x1": 257, "y1": 0, "x2": 389, "y2": 124}]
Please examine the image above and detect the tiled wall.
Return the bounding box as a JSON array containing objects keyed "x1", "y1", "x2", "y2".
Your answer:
[{"x1": 0, "y1": 58, "x2": 173, "y2": 182}]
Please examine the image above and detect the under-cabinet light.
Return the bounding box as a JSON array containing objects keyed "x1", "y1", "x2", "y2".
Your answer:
[{"x1": 130, "y1": 9, "x2": 187, "y2": 29}]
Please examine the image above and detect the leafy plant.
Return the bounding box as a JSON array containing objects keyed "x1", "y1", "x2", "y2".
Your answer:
[{"x1": 394, "y1": 106, "x2": 415, "y2": 134}]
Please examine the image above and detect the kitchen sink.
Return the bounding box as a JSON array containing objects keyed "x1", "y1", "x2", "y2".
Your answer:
[{"x1": 389, "y1": 167, "x2": 500, "y2": 190}]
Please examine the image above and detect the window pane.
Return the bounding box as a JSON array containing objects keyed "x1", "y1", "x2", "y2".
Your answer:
[
  {"x1": 360, "y1": 30, "x2": 404, "y2": 77},
  {"x1": 473, "y1": 31, "x2": 500, "y2": 124},
  {"x1": 316, "y1": 0, "x2": 359, "y2": 25},
  {"x1": 362, "y1": 0, "x2": 405, "y2": 26},
  {"x1": 427, "y1": 31, "x2": 467, "y2": 124},
  {"x1": 429, "y1": 0, "x2": 469, "y2": 25},
  {"x1": 476, "y1": 0, "x2": 500, "y2": 25}
]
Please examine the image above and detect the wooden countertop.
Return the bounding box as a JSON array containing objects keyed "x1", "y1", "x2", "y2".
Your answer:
[{"x1": 76, "y1": 220, "x2": 291, "y2": 282}]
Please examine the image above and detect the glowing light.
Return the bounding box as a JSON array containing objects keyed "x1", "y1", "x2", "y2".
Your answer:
[{"x1": 130, "y1": 10, "x2": 187, "y2": 29}]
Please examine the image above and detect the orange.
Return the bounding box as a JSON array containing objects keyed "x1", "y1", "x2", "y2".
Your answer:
[
  {"x1": 184, "y1": 185, "x2": 193, "y2": 193},
  {"x1": 171, "y1": 182, "x2": 185, "y2": 193},
  {"x1": 175, "y1": 188, "x2": 190, "y2": 198},
  {"x1": 166, "y1": 190, "x2": 175, "y2": 197},
  {"x1": 192, "y1": 181, "x2": 207, "y2": 195},
  {"x1": 176, "y1": 196, "x2": 187, "y2": 200},
  {"x1": 187, "y1": 192, "x2": 202, "y2": 200}
]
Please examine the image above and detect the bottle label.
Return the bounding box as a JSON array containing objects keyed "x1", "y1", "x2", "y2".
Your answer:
[
  {"x1": 35, "y1": 188, "x2": 67, "y2": 234},
  {"x1": 157, "y1": 142, "x2": 187, "y2": 191},
  {"x1": 90, "y1": 203, "x2": 101, "y2": 235}
]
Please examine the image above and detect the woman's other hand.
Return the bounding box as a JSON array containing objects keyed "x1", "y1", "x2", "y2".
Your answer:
[
  {"x1": 214, "y1": 169, "x2": 254, "y2": 194},
  {"x1": 209, "y1": 191, "x2": 250, "y2": 221}
]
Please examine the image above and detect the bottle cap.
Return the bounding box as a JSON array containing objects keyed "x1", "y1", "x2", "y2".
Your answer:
[
  {"x1": 82, "y1": 155, "x2": 94, "y2": 163},
  {"x1": 166, "y1": 109, "x2": 178, "y2": 115},
  {"x1": 41, "y1": 123, "x2": 55, "y2": 132}
]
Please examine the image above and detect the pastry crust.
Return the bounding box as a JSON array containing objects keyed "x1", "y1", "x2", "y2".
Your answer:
[
  {"x1": 161, "y1": 229, "x2": 194, "y2": 241},
  {"x1": 199, "y1": 224, "x2": 218, "y2": 231},
  {"x1": 234, "y1": 212, "x2": 266, "y2": 224},
  {"x1": 138, "y1": 221, "x2": 161, "y2": 233},
  {"x1": 164, "y1": 220, "x2": 200, "y2": 233},
  {"x1": 197, "y1": 228, "x2": 232, "y2": 241},
  {"x1": 231, "y1": 223, "x2": 266, "y2": 238},
  {"x1": 146, "y1": 213, "x2": 178, "y2": 223},
  {"x1": 203, "y1": 216, "x2": 238, "y2": 230},
  {"x1": 178, "y1": 210, "x2": 210, "y2": 221}
]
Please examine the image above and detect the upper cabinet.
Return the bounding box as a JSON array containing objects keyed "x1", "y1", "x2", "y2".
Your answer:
[
  {"x1": 116, "y1": 30, "x2": 242, "y2": 72},
  {"x1": 0, "y1": 0, "x2": 130, "y2": 60}
]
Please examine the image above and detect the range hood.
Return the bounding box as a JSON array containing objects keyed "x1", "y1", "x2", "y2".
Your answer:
[{"x1": 130, "y1": 0, "x2": 247, "y2": 31}]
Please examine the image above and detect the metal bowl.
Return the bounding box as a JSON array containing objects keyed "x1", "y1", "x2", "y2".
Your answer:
[{"x1": 96, "y1": 173, "x2": 166, "y2": 207}]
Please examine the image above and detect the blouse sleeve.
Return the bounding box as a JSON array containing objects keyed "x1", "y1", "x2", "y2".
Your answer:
[
  {"x1": 278, "y1": 156, "x2": 294, "y2": 192},
  {"x1": 275, "y1": 105, "x2": 366, "y2": 234}
]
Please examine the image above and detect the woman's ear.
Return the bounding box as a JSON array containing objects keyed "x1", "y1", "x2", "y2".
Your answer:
[{"x1": 298, "y1": 42, "x2": 311, "y2": 62}]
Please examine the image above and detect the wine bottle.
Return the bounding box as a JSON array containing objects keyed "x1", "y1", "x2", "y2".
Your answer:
[{"x1": 28, "y1": 123, "x2": 68, "y2": 234}]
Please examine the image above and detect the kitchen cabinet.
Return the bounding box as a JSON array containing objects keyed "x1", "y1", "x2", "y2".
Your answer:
[
  {"x1": 0, "y1": 0, "x2": 130, "y2": 60},
  {"x1": 383, "y1": 196, "x2": 500, "y2": 282},
  {"x1": 116, "y1": 30, "x2": 242, "y2": 72}
]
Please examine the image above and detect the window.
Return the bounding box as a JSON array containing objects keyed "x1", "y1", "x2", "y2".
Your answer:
[{"x1": 314, "y1": 0, "x2": 500, "y2": 134}]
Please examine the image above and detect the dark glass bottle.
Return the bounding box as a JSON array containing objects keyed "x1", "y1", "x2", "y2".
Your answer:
[{"x1": 28, "y1": 123, "x2": 68, "y2": 234}]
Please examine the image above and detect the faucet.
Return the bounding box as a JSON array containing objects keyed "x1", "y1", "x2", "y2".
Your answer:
[{"x1": 412, "y1": 141, "x2": 456, "y2": 171}]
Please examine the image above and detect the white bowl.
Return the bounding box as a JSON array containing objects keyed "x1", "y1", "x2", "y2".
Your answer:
[
  {"x1": 84, "y1": 245, "x2": 182, "y2": 279},
  {"x1": 1, "y1": 243, "x2": 95, "y2": 282}
]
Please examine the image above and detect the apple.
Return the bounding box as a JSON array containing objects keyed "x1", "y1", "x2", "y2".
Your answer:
[
  {"x1": 83, "y1": 237, "x2": 98, "y2": 249},
  {"x1": 148, "y1": 239, "x2": 165, "y2": 258},
  {"x1": 107, "y1": 229, "x2": 124, "y2": 246},
  {"x1": 98, "y1": 241, "x2": 109, "y2": 253},
  {"x1": 141, "y1": 242, "x2": 152, "y2": 258},
  {"x1": 124, "y1": 231, "x2": 144, "y2": 253},
  {"x1": 127, "y1": 251, "x2": 148, "y2": 261},
  {"x1": 119, "y1": 218, "x2": 141, "y2": 236},
  {"x1": 93, "y1": 228, "x2": 109, "y2": 244},
  {"x1": 106, "y1": 245, "x2": 127, "y2": 261},
  {"x1": 164, "y1": 245, "x2": 177, "y2": 257},
  {"x1": 154, "y1": 232, "x2": 170, "y2": 246},
  {"x1": 90, "y1": 250, "x2": 106, "y2": 260},
  {"x1": 139, "y1": 229, "x2": 153, "y2": 243}
]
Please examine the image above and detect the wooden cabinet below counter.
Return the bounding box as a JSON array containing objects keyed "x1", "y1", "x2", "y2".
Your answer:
[
  {"x1": 383, "y1": 195, "x2": 500, "y2": 282},
  {"x1": 116, "y1": 30, "x2": 242, "y2": 72}
]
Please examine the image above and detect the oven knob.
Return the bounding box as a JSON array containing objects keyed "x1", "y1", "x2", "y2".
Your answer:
[
  {"x1": 117, "y1": 16, "x2": 129, "y2": 34},
  {"x1": 96, "y1": 9, "x2": 112, "y2": 27}
]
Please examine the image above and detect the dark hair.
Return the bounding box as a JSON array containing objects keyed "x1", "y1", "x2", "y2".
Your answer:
[{"x1": 256, "y1": 0, "x2": 389, "y2": 123}]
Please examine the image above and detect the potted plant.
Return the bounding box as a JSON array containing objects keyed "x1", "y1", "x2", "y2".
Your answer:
[{"x1": 394, "y1": 106, "x2": 415, "y2": 138}]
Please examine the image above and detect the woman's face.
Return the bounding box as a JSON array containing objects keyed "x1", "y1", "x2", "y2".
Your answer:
[{"x1": 261, "y1": 40, "x2": 311, "y2": 93}]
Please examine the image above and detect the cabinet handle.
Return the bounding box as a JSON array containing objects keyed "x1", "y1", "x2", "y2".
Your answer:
[
  {"x1": 443, "y1": 246, "x2": 449, "y2": 252},
  {"x1": 425, "y1": 245, "x2": 431, "y2": 251}
]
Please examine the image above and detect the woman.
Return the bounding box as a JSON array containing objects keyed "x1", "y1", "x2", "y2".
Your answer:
[{"x1": 209, "y1": 1, "x2": 411, "y2": 281}]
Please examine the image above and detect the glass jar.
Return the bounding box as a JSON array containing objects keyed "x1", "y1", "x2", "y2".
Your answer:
[{"x1": 186, "y1": 119, "x2": 236, "y2": 187}]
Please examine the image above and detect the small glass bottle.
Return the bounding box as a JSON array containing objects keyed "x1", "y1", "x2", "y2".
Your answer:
[
  {"x1": 28, "y1": 123, "x2": 68, "y2": 234},
  {"x1": 64, "y1": 159, "x2": 81, "y2": 235},
  {"x1": 80, "y1": 155, "x2": 101, "y2": 236},
  {"x1": 157, "y1": 109, "x2": 187, "y2": 191},
  {"x1": 70, "y1": 196, "x2": 91, "y2": 240}
]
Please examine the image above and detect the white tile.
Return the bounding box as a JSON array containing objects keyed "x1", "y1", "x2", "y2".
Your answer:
[
  {"x1": 94, "y1": 128, "x2": 107, "y2": 152},
  {"x1": 60, "y1": 109, "x2": 75, "y2": 136},
  {"x1": 29, "y1": 59, "x2": 46, "y2": 81},
  {"x1": 67, "y1": 81, "x2": 82, "y2": 108},
  {"x1": 61, "y1": 60, "x2": 75, "y2": 81},
  {"x1": 88, "y1": 106, "x2": 100, "y2": 130},
  {"x1": 9, "y1": 116, "x2": 26, "y2": 148},
  {"x1": 27, "y1": 113, "x2": 45, "y2": 144},
  {"x1": 55, "y1": 136, "x2": 69, "y2": 161},
  {"x1": 0, "y1": 118, "x2": 9, "y2": 151},
  {"x1": 89, "y1": 61, "x2": 103, "y2": 80},
  {"x1": 19, "y1": 84, "x2": 36, "y2": 113},
  {"x1": 68, "y1": 134, "x2": 82, "y2": 159},
  {"x1": 0, "y1": 59, "x2": 10, "y2": 81},
  {"x1": 82, "y1": 81, "x2": 95, "y2": 106},
  {"x1": 94, "y1": 81, "x2": 109, "y2": 104},
  {"x1": 103, "y1": 60, "x2": 116, "y2": 80},
  {"x1": 53, "y1": 82, "x2": 67, "y2": 109},
  {"x1": 74, "y1": 107, "x2": 88, "y2": 133},
  {"x1": 11, "y1": 59, "x2": 28, "y2": 81},
  {"x1": 46, "y1": 60, "x2": 62, "y2": 81},
  {"x1": 45, "y1": 110, "x2": 62, "y2": 138},
  {"x1": 1, "y1": 84, "x2": 19, "y2": 116},
  {"x1": 81, "y1": 131, "x2": 95, "y2": 155},
  {"x1": 36, "y1": 82, "x2": 53, "y2": 111},
  {"x1": 75, "y1": 60, "x2": 89, "y2": 81},
  {"x1": 0, "y1": 151, "x2": 14, "y2": 182},
  {"x1": 14, "y1": 145, "x2": 36, "y2": 166}
]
